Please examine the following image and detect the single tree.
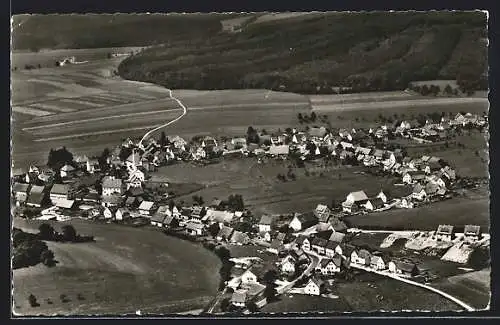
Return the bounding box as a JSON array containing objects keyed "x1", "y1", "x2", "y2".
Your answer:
[
  {"x1": 246, "y1": 301, "x2": 259, "y2": 313},
  {"x1": 208, "y1": 223, "x2": 220, "y2": 238},
  {"x1": 28, "y1": 294, "x2": 39, "y2": 307},
  {"x1": 159, "y1": 131, "x2": 168, "y2": 147},
  {"x1": 38, "y1": 223, "x2": 55, "y2": 240},
  {"x1": 263, "y1": 284, "x2": 278, "y2": 302},
  {"x1": 61, "y1": 225, "x2": 77, "y2": 242}
]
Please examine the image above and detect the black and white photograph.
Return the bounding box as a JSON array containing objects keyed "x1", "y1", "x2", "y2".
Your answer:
[{"x1": 10, "y1": 11, "x2": 490, "y2": 316}]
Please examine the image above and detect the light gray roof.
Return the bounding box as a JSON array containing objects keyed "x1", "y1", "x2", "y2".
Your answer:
[{"x1": 102, "y1": 176, "x2": 123, "y2": 188}]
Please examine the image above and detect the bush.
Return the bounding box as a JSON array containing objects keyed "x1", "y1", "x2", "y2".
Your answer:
[{"x1": 28, "y1": 294, "x2": 39, "y2": 307}]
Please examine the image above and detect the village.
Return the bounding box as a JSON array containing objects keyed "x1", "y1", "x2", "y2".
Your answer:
[{"x1": 11, "y1": 111, "x2": 489, "y2": 313}]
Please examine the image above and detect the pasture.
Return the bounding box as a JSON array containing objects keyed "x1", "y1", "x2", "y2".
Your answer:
[
  {"x1": 12, "y1": 218, "x2": 221, "y2": 315},
  {"x1": 158, "y1": 158, "x2": 400, "y2": 215}
]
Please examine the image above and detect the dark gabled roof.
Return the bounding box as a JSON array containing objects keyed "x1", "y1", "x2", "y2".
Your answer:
[
  {"x1": 102, "y1": 195, "x2": 124, "y2": 205},
  {"x1": 368, "y1": 197, "x2": 385, "y2": 209},
  {"x1": 395, "y1": 261, "x2": 418, "y2": 273},
  {"x1": 311, "y1": 237, "x2": 328, "y2": 248},
  {"x1": 329, "y1": 231, "x2": 346, "y2": 243},
  {"x1": 27, "y1": 191, "x2": 46, "y2": 205},
  {"x1": 325, "y1": 240, "x2": 340, "y2": 251},
  {"x1": 50, "y1": 184, "x2": 69, "y2": 195},
  {"x1": 127, "y1": 187, "x2": 144, "y2": 197},
  {"x1": 464, "y1": 224, "x2": 481, "y2": 236},
  {"x1": 259, "y1": 214, "x2": 274, "y2": 225},
  {"x1": 150, "y1": 214, "x2": 166, "y2": 223},
  {"x1": 30, "y1": 185, "x2": 45, "y2": 194},
  {"x1": 230, "y1": 290, "x2": 247, "y2": 304},
  {"x1": 294, "y1": 212, "x2": 318, "y2": 225},
  {"x1": 436, "y1": 224, "x2": 455, "y2": 235},
  {"x1": 295, "y1": 235, "x2": 310, "y2": 245},
  {"x1": 102, "y1": 176, "x2": 123, "y2": 188},
  {"x1": 358, "y1": 249, "x2": 371, "y2": 259}
]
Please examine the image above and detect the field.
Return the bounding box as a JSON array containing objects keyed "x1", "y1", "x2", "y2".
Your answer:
[
  {"x1": 345, "y1": 195, "x2": 490, "y2": 231},
  {"x1": 155, "y1": 158, "x2": 400, "y2": 215},
  {"x1": 12, "y1": 218, "x2": 221, "y2": 315},
  {"x1": 431, "y1": 268, "x2": 491, "y2": 310},
  {"x1": 261, "y1": 272, "x2": 462, "y2": 313}
]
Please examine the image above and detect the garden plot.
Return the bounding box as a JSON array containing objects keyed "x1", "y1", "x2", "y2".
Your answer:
[
  {"x1": 59, "y1": 98, "x2": 105, "y2": 108},
  {"x1": 12, "y1": 106, "x2": 53, "y2": 117},
  {"x1": 441, "y1": 243, "x2": 475, "y2": 264},
  {"x1": 27, "y1": 102, "x2": 76, "y2": 113}
]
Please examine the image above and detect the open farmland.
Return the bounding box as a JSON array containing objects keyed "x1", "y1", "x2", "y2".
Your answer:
[
  {"x1": 431, "y1": 268, "x2": 491, "y2": 310},
  {"x1": 12, "y1": 218, "x2": 221, "y2": 315},
  {"x1": 157, "y1": 159, "x2": 401, "y2": 215}
]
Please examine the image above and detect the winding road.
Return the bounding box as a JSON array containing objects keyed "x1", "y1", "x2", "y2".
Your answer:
[{"x1": 139, "y1": 88, "x2": 188, "y2": 148}]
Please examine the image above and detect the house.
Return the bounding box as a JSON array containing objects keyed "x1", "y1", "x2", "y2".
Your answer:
[
  {"x1": 86, "y1": 159, "x2": 100, "y2": 174},
  {"x1": 49, "y1": 184, "x2": 70, "y2": 204},
  {"x1": 316, "y1": 256, "x2": 342, "y2": 275},
  {"x1": 26, "y1": 185, "x2": 48, "y2": 208},
  {"x1": 370, "y1": 255, "x2": 387, "y2": 270},
  {"x1": 12, "y1": 183, "x2": 30, "y2": 205},
  {"x1": 258, "y1": 215, "x2": 273, "y2": 233},
  {"x1": 351, "y1": 249, "x2": 371, "y2": 266},
  {"x1": 424, "y1": 161, "x2": 443, "y2": 174},
  {"x1": 314, "y1": 204, "x2": 331, "y2": 223},
  {"x1": 162, "y1": 215, "x2": 179, "y2": 228},
  {"x1": 376, "y1": 191, "x2": 388, "y2": 203},
  {"x1": 60, "y1": 164, "x2": 76, "y2": 178},
  {"x1": 150, "y1": 213, "x2": 166, "y2": 227},
  {"x1": 268, "y1": 236, "x2": 285, "y2": 255},
  {"x1": 230, "y1": 231, "x2": 250, "y2": 245},
  {"x1": 345, "y1": 191, "x2": 369, "y2": 204},
  {"x1": 311, "y1": 237, "x2": 328, "y2": 255},
  {"x1": 295, "y1": 235, "x2": 311, "y2": 252},
  {"x1": 289, "y1": 212, "x2": 318, "y2": 232},
  {"x1": 217, "y1": 225, "x2": 235, "y2": 242},
  {"x1": 280, "y1": 254, "x2": 297, "y2": 274},
  {"x1": 241, "y1": 269, "x2": 258, "y2": 285},
  {"x1": 191, "y1": 206, "x2": 206, "y2": 220},
  {"x1": 101, "y1": 194, "x2": 124, "y2": 208},
  {"x1": 127, "y1": 169, "x2": 145, "y2": 187},
  {"x1": 103, "y1": 207, "x2": 117, "y2": 219},
  {"x1": 37, "y1": 169, "x2": 55, "y2": 183},
  {"x1": 403, "y1": 171, "x2": 426, "y2": 184},
  {"x1": 304, "y1": 278, "x2": 326, "y2": 296},
  {"x1": 230, "y1": 290, "x2": 248, "y2": 308},
  {"x1": 206, "y1": 210, "x2": 234, "y2": 224},
  {"x1": 363, "y1": 197, "x2": 385, "y2": 211},
  {"x1": 463, "y1": 225, "x2": 481, "y2": 241},
  {"x1": 425, "y1": 182, "x2": 442, "y2": 197},
  {"x1": 138, "y1": 201, "x2": 157, "y2": 216},
  {"x1": 185, "y1": 221, "x2": 205, "y2": 236},
  {"x1": 115, "y1": 208, "x2": 131, "y2": 221},
  {"x1": 268, "y1": 145, "x2": 289, "y2": 157},
  {"x1": 412, "y1": 184, "x2": 427, "y2": 201},
  {"x1": 388, "y1": 261, "x2": 419, "y2": 277},
  {"x1": 398, "y1": 197, "x2": 414, "y2": 209},
  {"x1": 434, "y1": 225, "x2": 456, "y2": 242},
  {"x1": 125, "y1": 151, "x2": 142, "y2": 170},
  {"x1": 329, "y1": 231, "x2": 346, "y2": 244},
  {"x1": 102, "y1": 176, "x2": 125, "y2": 196},
  {"x1": 325, "y1": 240, "x2": 343, "y2": 257}
]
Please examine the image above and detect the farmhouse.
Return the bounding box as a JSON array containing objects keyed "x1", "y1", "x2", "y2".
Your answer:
[
  {"x1": 60, "y1": 164, "x2": 76, "y2": 178},
  {"x1": 230, "y1": 231, "x2": 250, "y2": 245},
  {"x1": 25, "y1": 186, "x2": 48, "y2": 207},
  {"x1": 403, "y1": 171, "x2": 427, "y2": 184},
  {"x1": 217, "y1": 225, "x2": 235, "y2": 242},
  {"x1": 150, "y1": 213, "x2": 167, "y2": 227},
  {"x1": 185, "y1": 221, "x2": 205, "y2": 236},
  {"x1": 388, "y1": 261, "x2": 419, "y2": 277},
  {"x1": 101, "y1": 194, "x2": 124, "y2": 208},
  {"x1": 86, "y1": 159, "x2": 100, "y2": 174},
  {"x1": 328, "y1": 231, "x2": 346, "y2": 244},
  {"x1": 289, "y1": 212, "x2": 318, "y2": 232},
  {"x1": 115, "y1": 207, "x2": 131, "y2": 221},
  {"x1": 104, "y1": 207, "x2": 117, "y2": 220},
  {"x1": 463, "y1": 225, "x2": 481, "y2": 241},
  {"x1": 351, "y1": 249, "x2": 371, "y2": 266},
  {"x1": 311, "y1": 237, "x2": 329, "y2": 255},
  {"x1": 435, "y1": 225, "x2": 455, "y2": 241},
  {"x1": 370, "y1": 255, "x2": 387, "y2": 270},
  {"x1": 314, "y1": 204, "x2": 331, "y2": 222},
  {"x1": 412, "y1": 184, "x2": 427, "y2": 201},
  {"x1": 363, "y1": 198, "x2": 385, "y2": 211},
  {"x1": 316, "y1": 256, "x2": 342, "y2": 275},
  {"x1": 280, "y1": 254, "x2": 297, "y2": 274},
  {"x1": 230, "y1": 290, "x2": 248, "y2": 308},
  {"x1": 342, "y1": 190, "x2": 368, "y2": 212},
  {"x1": 258, "y1": 215, "x2": 273, "y2": 233},
  {"x1": 268, "y1": 145, "x2": 290, "y2": 157},
  {"x1": 138, "y1": 201, "x2": 157, "y2": 216},
  {"x1": 49, "y1": 184, "x2": 70, "y2": 204},
  {"x1": 295, "y1": 235, "x2": 311, "y2": 252},
  {"x1": 304, "y1": 278, "x2": 326, "y2": 296},
  {"x1": 102, "y1": 176, "x2": 125, "y2": 196},
  {"x1": 325, "y1": 240, "x2": 343, "y2": 257},
  {"x1": 55, "y1": 199, "x2": 75, "y2": 211},
  {"x1": 241, "y1": 269, "x2": 258, "y2": 285}
]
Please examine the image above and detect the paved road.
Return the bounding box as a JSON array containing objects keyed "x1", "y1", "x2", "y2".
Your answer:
[{"x1": 349, "y1": 263, "x2": 475, "y2": 311}]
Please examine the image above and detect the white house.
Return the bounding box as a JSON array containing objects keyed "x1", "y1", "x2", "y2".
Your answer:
[
  {"x1": 316, "y1": 257, "x2": 342, "y2": 275},
  {"x1": 230, "y1": 290, "x2": 248, "y2": 308},
  {"x1": 370, "y1": 255, "x2": 387, "y2": 270},
  {"x1": 258, "y1": 215, "x2": 273, "y2": 233},
  {"x1": 138, "y1": 201, "x2": 157, "y2": 216},
  {"x1": 325, "y1": 240, "x2": 343, "y2": 257},
  {"x1": 241, "y1": 269, "x2": 258, "y2": 285},
  {"x1": 304, "y1": 278, "x2": 326, "y2": 296},
  {"x1": 280, "y1": 255, "x2": 296, "y2": 274},
  {"x1": 103, "y1": 207, "x2": 116, "y2": 220},
  {"x1": 86, "y1": 159, "x2": 100, "y2": 174},
  {"x1": 295, "y1": 235, "x2": 311, "y2": 252},
  {"x1": 60, "y1": 164, "x2": 76, "y2": 178},
  {"x1": 351, "y1": 249, "x2": 371, "y2": 266},
  {"x1": 412, "y1": 184, "x2": 427, "y2": 201},
  {"x1": 115, "y1": 208, "x2": 131, "y2": 220}
]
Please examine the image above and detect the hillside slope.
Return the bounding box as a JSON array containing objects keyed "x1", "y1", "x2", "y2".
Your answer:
[{"x1": 117, "y1": 11, "x2": 487, "y2": 94}]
